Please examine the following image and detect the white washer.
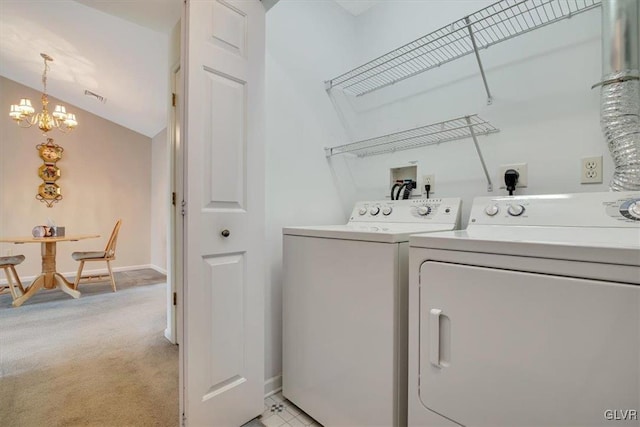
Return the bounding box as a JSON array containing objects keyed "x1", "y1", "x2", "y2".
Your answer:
[
  {"x1": 408, "y1": 192, "x2": 640, "y2": 427},
  {"x1": 283, "y1": 198, "x2": 462, "y2": 427}
]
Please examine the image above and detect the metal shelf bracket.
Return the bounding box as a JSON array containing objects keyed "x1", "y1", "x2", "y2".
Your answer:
[
  {"x1": 465, "y1": 115, "x2": 493, "y2": 191},
  {"x1": 465, "y1": 17, "x2": 494, "y2": 105}
]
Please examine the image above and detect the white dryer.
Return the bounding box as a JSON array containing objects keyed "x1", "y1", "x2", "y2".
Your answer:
[
  {"x1": 283, "y1": 198, "x2": 462, "y2": 427},
  {"x1": 408, "y1": 192, "x2": 640, "y2": 427}
]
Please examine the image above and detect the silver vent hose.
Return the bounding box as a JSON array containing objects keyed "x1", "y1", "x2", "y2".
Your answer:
[{"x1": 597, "y1": 0, "x2": 640, "y2": 191}]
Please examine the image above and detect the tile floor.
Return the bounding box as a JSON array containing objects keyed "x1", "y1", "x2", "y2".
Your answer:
[{"x1": 260, "y1": 391, "x2": 322, "y2": 427}]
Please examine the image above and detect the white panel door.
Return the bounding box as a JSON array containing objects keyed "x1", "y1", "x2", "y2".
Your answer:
[
  {"x1": 182, "y1": 1, "x2": 265, "y2": 425},
  {"x1": 419, "y1": 261, "x2": 640, "y2": 427}
]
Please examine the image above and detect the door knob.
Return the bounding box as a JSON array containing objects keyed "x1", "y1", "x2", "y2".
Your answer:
[{"x1": 221, "y1": 229, "x2": 230, "y2": 237}]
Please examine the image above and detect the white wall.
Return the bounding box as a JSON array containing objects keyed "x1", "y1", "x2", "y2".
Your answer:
[
  {"x1": 151, "y1": 128, "x2": 168, "y2": 272},
  {"x1": 335, "y1": 1, "x2": 610, "y2": 225},
  {"x1": 0, "y1": 77, "x2": 152, "y2": 281},
  {"x1": 265, "y1": 0, "x2": 359, "y2": 387}
]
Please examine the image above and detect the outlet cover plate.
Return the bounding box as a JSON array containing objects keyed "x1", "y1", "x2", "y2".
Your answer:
[
  {"x1": 498, "y1": 163, "x2": 528, "y2": 189},
  {"x1": 581, "y1": 155, "x2": 603, "y2": 184},
  {"x1": 422, "y1": 174, "x2": 435, "y2": 194}
]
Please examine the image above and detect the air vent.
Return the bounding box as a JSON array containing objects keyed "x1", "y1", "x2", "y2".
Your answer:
[{"x1": 84, "y1": 90, "x2": 107, "y2": 103}]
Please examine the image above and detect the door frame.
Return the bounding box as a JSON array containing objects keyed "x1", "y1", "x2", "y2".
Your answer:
[{"x1": 165, "y1": 62, "x2": 182, "y2": 346}]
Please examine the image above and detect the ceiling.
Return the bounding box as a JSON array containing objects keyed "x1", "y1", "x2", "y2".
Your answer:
[
  {"x1": 0, "y1": 0, "x2": 376, "y2": 138},
  {"x1": 0, "y1": 0, "x2": 180, "y2": 138},
  {"x1": 334, "y1": 0, "x2": 380, "y2": 16},
  {"x1": 74, "y1": 0, "x2": 181, "y2": 33}
]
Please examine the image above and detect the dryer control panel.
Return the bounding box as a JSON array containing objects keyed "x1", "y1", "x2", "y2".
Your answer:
[
  {"x1": 609, "y1": 198, "x2": 640, "y2": 221},
  {"x1": 349, "y1": 198, "x2": 462, "y2": 225},
  {"x1": 469, "y1": 191, "x2": 640, "y2": 227}
]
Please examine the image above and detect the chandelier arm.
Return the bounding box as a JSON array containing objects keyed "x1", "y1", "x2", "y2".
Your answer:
[
  {"x1": 15, "y1": 114, "x2": 40, "y2": 127},
  {"x1": 17, "y1": 121, "x2": 34, "y2": 129},
  {"x1": 54, "y1": 117, "x2": 69, "y2": 132}
]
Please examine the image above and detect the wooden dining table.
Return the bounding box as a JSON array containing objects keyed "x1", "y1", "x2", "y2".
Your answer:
[{"x1": 0, "y1": 234, "x2": 99, "y2": 307}]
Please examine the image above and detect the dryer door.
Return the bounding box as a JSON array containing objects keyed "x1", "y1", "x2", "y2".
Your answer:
[{"x1": 419, "y1": 261, "x2": 639, "y2": 427}]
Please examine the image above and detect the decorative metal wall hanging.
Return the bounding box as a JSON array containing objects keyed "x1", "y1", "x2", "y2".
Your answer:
[{"x1": 35, "y1": 138, "x2": 63, "y2": 207}]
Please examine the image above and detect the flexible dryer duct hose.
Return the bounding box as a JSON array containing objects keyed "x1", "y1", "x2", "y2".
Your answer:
[{"x1": 600, "y1": 0, "x2": 640, "y2": 191}]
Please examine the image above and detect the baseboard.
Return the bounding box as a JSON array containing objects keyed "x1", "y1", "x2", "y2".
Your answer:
[
  {"x1": 0, "y1": 264, "x2": 162, "y2": 286},
  {"x1": 164, "y1": 328, "x2": 176, "y2": 344},
  {"x1": 264, "y1": 375, "x2": 282, "y2": 398},
  {"x1": 150, "y1": 265, "x2": 167, "y2": 275}
]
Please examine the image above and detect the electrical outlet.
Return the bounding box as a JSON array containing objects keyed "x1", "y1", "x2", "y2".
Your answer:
[
  {"x1": 498, "y1": 163, "x2": 528, "y2": 188},
  {"x1": 5, "y1": 248, "x2": 12, "y2": 256},
  {"x1": 581, "y1": 156, "x2": 603, "y2": 184},
  {"x1": 422, "y1": 174, "x2": 435, "y2": 194}
]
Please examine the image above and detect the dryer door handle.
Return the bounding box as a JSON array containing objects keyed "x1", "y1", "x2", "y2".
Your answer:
[{"x1": 429, "y1": 308, "x2": 442, "y2": 368}]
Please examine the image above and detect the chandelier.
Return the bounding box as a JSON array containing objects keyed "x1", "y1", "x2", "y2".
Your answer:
[{"x1": 8, "y1": 53, "x2": 78, "y2": 133}]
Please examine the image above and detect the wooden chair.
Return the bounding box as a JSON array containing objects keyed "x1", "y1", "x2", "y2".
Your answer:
[
  {"x1": 72, "y1": 220, "x2": 122, "y2": 292},
  {"x1": 0, "y1": 255, "x2": 27, "y2": 302}
]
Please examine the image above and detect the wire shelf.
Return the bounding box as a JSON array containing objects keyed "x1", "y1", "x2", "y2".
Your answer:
[
  {"x1": 326, "y1": 0, "x2": 601, "y2": 97},
  {"x1": 325, "y1": 115, "x2": 499, "y2": 158}
]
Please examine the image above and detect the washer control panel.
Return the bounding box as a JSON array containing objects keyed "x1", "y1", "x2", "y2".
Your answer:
[
  {"x1": 350, "y1": 198, "x2": 462, "y2": 224},
  {"x1": 469, "y1": 192, "x2": 640, "y2": 227},
  {"x1": 483, "y1": 203, "x2": 528, "y2": 217}
]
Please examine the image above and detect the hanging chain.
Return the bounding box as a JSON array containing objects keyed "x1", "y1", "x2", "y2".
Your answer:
[{"x1": 41, "y1": 55, "x2": 50, "y2": 96}]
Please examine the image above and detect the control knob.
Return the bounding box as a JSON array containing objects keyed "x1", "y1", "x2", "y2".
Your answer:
[
  {"x1": 484, "y1": 204, "x2": 499, "y2": 216},
  {"x1": 358, "y1": 207, "x2": 367, "y2": 216},
  {"x1": 624, "y1": 201, "x2": 640, "y2": 220},
  {"x1": 382, "y1": 206, "x2": 393, "y2": 216},
  {"x1": 417, "y1": 206, "x2": 431, "y2": 216},
  {"x1": 369, "y1": 206, "x2": 380, "y2": 216},
  {"x1": 507, "y1": 204, "x2": 525, "y2": 217}
]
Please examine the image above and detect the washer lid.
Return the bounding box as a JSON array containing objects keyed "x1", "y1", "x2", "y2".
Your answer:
[
  {"x1": 283, "y1": 223, "x2": 457, "y2": 243},
  {"x1": 410, "y1": 226, "x2": 640, "y2": 266}
]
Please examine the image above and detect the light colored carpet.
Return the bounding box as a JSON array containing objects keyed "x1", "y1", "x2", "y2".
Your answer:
[{"x1": 0, "y1": 269, "x2": 178, "y2": 427}]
